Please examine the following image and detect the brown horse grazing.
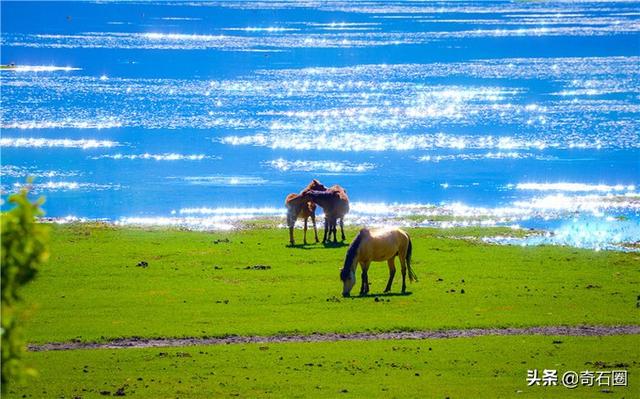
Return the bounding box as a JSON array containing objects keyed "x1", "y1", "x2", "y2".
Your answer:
[
  {"x1": 339, "y1": 228, "x2": 417, "y2": 297},
  {"x1": 285, "y1": 193, "x2": 319, "y2": 245},
  {"x1": 303, "y1": 189, "x2": 349, "y2": 243}
]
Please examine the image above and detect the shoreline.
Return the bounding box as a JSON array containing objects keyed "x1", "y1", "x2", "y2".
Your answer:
[{"x1": 39, "y1": 216, "x2": 640, "y2": 252}]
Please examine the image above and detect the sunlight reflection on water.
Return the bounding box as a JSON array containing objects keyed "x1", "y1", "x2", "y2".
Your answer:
[{"x1": 485, "y1": 217, "x2": 640, "y2": 252}]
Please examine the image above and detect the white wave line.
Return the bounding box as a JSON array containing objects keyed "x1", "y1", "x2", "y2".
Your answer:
[
  {"x1": 1, "y1": 138, "x2": 119, "y2": 149},
  {"x1": 220, "y1": 133, "x2": 551, "y2": 151},
  {"x1": 92, "y1": 153, "x2": 216, "y2": 161},
  {"x1": 178, "y1": 207, "x2": 283, "y2": 215},
  {"x1": 514, "y1": 182, "x2": 636, "y2": 192},
  {"x1": 266, "y1": 158, "x2": 375, "y2": 172},
  {"x1": 2, "y1": 65, "x2": 81, "y2": 72},
  {"x1": 2, "y1": 120, "x2": 122, "y2": 129},
  {"x1": 11, "y1": 181, "x2": 121, "y2": 191},
  {"x1": 181, "y1": 176, "x2": 270, "y2": 186},
  {"x1": 417, "y1": 152, "x2": 551, "y2": 162}
]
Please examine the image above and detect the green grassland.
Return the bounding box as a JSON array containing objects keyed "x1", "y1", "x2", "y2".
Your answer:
[
  {"x1": 7, "y1": 335, "x2": 639, "y2": 398},
  {"x1": 16, "y1": 224, "x2": 640, "y2": 344},
  {"x1": 6, "y1": 223, "x2": 640, "y2": 398}
]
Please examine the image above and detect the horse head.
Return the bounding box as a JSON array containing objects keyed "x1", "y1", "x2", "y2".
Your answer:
[
  {"x1": 302, "y1": 179, "x2": 328, "y2": 193},
  {"x1": 340, "y1": 228, "x2": 368, "y2": 296},
  {"x1": 340, "y1": 266, "x2": 355, "y2": 297}
]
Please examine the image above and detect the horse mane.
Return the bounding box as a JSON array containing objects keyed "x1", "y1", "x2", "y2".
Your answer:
[
  {"x1": 304, "y1": 190, "x2": 337, "y2": 199},
  {"x1": 340, "y1": 228, "x2": 369, "y2": 280},
  {"x1": 301, "y1": 181, "x2": 349, "y2": 202}
]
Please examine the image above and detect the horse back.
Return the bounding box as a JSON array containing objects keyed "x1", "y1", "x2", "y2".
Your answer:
[
  {"x1": 285, "y1": 193, "x2": 298, "y2": 206},
  {"x1": 362, "y1": 228, "x2": 408, "y2": 262}
]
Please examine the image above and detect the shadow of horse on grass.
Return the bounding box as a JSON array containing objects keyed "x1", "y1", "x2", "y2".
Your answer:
[
  {"x1": 347, "y1": 292, "x2": 414, "y2": 299},
  {"x1": 322, "y1": 241, "x2": 348, "y2": 249},
  {"x1": 286, "y1": 241, "x2": 348, "y2": 250}
]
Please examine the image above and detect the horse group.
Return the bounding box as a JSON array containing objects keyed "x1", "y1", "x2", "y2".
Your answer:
[
  {"x1": 285, "y1": 179, "x2": 349, "y2": 246},
  {"x1": 285, "y1": 179, "x2": 418, "y2": 297}
]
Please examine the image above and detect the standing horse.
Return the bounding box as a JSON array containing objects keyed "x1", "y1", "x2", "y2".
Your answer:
[
  {"x1": 303, "y1": 189, "x2": 349, "y2": 243},
  {"x1": 301, "y1": 179, "x2": 335, "y2": 240},
  {"x1": 326, "y1": 184, "x2": 349, "y2": 241},
  {"x1": 339, "y1": 228, "x2": 417, "y2": 297},
  {"x1": 285, "y1": 193, "x2": 319, "y2": 245}
]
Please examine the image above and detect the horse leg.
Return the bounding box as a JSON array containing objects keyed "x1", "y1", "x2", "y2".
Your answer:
[
  {"x1": 287, "y1": 215, "x2": 295, "y2": 245},
  {"x1": 311, "y1": 214, "x2": 319, "y2": 243},
  {"x1": 363, "y1": 262, "x2": 370, "y2": 294},
  {"x1": 399, "y1": 254, "x2": 407, "y2": 293},
  {"x1": 332, "y1": 218, "x2": 338, "y2": 243},
  {"x1": 340, "y1": 218, "x2": 346, "y2": 241},
  {"x1": 384, "y1": 258, "x2": 396, "y2": 293},
  {"x1": 325, "y1": 217, "x2": 333, "y2": 243},
  {"x1": 359, "y1": 262, "x2": 370, "y2": 296},
  {"x1": 303, "y1": 217, "x2": 308, "y2": 245},
  {"x1": 322, "y1": 217, "x2": 328, "y2": 243}
]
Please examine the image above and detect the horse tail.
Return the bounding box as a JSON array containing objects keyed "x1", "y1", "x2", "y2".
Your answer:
[{"x1": 406, "y1": 235, "x2": 418, "y2": 282}]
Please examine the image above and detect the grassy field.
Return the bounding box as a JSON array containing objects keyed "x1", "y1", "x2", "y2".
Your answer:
[
  {"x1": 16, "y1": 224, "x2": 640, "y2": 344},
  {"x1": 6, "y1": 223, "x2": 639, "y2": 398},
  {"x1": 7, "y1": 335, "x2": 640, "y2": 398}
]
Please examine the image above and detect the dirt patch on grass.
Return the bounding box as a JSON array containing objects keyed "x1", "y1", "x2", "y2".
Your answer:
[{"x1": 28, "y1": 325, "x2": 640, "y2": 352}]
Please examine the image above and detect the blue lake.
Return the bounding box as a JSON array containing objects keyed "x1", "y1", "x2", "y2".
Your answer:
[{"x1": 1, "y1": 1, "x2": 639, "y2": 249}]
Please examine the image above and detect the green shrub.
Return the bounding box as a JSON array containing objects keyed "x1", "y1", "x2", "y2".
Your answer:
[{"x1": 1, "y1": 187, "x2": 49, "y2": 392}]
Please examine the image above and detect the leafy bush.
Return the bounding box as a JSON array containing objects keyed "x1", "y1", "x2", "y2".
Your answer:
[{"x1": 1, "y1": 187, "x2": 49, "y2": 392}]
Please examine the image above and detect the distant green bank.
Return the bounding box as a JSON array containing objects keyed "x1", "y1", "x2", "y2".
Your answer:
[{"x1": 16, "y1": 224, "x2": 640, "y2": 344}]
